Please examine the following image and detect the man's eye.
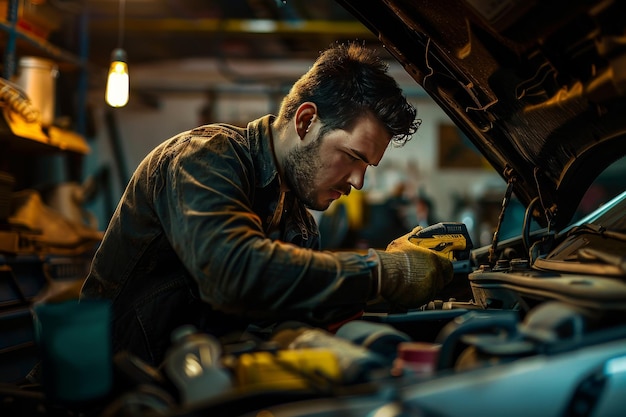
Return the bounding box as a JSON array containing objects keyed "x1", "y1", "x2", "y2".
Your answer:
[{"x1": 345, "y1": 153, "x2": 359, "y2": 162}]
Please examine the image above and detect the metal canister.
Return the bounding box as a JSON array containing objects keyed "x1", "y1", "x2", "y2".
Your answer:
[{"x1": 14, "y1": 56, "x2": 58, "y2": 126}]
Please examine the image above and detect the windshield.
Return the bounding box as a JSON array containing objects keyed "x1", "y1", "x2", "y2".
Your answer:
[
  {"x1": 569, "y1": 154, "x2": 626, "y2": 229},
  {"x1": 579, "y1": 191, "x2": 626, "y2": 233}
]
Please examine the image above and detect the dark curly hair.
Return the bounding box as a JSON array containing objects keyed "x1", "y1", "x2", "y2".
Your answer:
[{"x1": 274, "y1": 42, "x2": 420, "y2": 146}]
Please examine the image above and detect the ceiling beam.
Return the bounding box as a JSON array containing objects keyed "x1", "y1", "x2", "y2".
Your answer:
[{"x1": 89, "y1": 18, "x2": 376, "y2": 36}]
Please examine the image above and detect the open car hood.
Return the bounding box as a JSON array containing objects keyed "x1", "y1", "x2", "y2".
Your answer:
[{"x1": 337, "y1": 0, "x2": 626, "y2": 231}]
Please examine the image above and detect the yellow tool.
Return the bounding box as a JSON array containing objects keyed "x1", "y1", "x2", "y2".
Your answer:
[{"x1": 409, "y1": 222, "x2": 473, "y2": 265}]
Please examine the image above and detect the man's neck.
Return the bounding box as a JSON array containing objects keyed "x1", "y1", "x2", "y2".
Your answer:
[{"x1": 269, "y1": 124, "x2": 290, "y2": 192}]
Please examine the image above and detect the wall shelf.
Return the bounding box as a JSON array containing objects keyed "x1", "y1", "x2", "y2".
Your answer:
[
  {"x1": 0, "y1": 20, "x2": 85, "y2": 72},
  {"x1": 1, "y1": 0, "x2": 91, "y2": 137},
  {"x1": 0, "y1": 108, "x2": 90, "y2": 155}
]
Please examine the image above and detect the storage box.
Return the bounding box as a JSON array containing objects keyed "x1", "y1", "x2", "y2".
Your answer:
[{"x1": 0, "y1": 0, "x2": 63, "y2": 39}]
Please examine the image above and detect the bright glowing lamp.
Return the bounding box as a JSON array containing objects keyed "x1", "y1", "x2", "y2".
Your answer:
[{"x1": 105, "y1": 48, "x2": 129, "y2": 107}]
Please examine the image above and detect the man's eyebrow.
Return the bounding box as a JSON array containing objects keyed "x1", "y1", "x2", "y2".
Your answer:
[{"x1": 350, "y1": 148, "x2": 376, "y2": 166}]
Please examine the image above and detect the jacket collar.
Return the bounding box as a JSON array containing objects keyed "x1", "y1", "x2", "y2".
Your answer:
[{"x1": 247, "y1": 115, "x2": 280, "y2": 189}]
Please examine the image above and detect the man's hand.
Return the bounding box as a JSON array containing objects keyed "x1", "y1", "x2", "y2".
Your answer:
[{"x1": 370, "y1": 226, "x2": 453, "y2": 309}]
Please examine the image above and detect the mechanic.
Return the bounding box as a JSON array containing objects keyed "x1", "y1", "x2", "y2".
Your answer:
[{"x1": 80, "y1": 43, "x2": 454, "y2": 366}]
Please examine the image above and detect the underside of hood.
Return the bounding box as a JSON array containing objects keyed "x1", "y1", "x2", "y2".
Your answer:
[{"x1": 338, "y1": 0, "x2": 626, "y2": 230}]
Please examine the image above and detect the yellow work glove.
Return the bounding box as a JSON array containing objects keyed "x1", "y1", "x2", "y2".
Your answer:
[{"x1": 369, "y1": 226, "x2": 453, "y2": 309}]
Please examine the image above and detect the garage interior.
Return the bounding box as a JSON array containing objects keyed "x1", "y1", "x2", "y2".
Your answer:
[{"x1": 2, "y1": 1, "x2": 626, "y2": 416}]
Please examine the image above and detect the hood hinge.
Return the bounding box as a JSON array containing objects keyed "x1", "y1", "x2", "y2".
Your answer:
[
  {"x1": 488, "y1": 167, "x2": 517, "y2": 265},
  {"x1": 533, "y1": 167, "x2": 558, "y2": 231}
]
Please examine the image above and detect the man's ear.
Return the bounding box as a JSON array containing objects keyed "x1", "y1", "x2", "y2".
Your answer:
[{"x1": 295, "y1": 102, "x2": 318, "y2": 140}]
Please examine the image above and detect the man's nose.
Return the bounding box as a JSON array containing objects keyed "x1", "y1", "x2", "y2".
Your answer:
[{"x1": 347, "y1": 165, "x2": 367, "y2": 190}]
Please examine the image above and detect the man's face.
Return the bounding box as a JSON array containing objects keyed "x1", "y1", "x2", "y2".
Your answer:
[{"x1": 284, "y1": 113, "x2": 392, "y2": 211}]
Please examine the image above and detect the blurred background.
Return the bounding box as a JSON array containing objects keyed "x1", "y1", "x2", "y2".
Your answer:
[{"x1": 2, "y1": 0, "x2": 620, "y2": 252}]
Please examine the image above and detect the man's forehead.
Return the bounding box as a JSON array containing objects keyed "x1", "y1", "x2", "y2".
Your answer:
[{"x1": 347, "y1": 126, "x2": 391, "y2": 165}]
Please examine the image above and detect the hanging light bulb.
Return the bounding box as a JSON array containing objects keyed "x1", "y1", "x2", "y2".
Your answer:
[
  {"x1": 105, "y1": 0, "x2": 129, "y2": 107},
  {"x1": 105, "y1": 48, "x2": 129, "y2": 107}
]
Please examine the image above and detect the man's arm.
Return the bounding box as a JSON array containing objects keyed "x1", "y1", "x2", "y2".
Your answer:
[{"x1": 157, "y1": 130, "x2": 376, "y2": 325}]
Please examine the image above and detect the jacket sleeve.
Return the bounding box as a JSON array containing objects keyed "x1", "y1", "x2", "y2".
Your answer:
[{"x1": 154, "y1": 129, "x2": 378, "y2": 325}]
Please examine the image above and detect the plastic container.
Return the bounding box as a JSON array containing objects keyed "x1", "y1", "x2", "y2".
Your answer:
[
  {"x1": 392, "y1": 341, "x2": 441, "y2": 377},
  {"x1": 34, "y1": 300, "x2": 112, "y2": 403},
  {"x1": 163, "y1": 325, "x2": 232, "y2": 406},
  {"x1": 272, "y1": 326, "x2": 387, "y2": 383},
  {"x1": 14, "y1": 56, "x2": 58, "y2": 126},
  {"x1": 236, "y1": 349, "x2": 341, "y2": 392}
]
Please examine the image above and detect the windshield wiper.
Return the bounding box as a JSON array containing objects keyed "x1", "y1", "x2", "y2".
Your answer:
[{"x1": 567, "y1": 223, "x2": 626, "y2": 242}]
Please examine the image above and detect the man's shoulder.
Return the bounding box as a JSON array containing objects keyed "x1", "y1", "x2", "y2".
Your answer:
[{"x1": 189, "y1": 123, "x2": 248, "y2": 144}]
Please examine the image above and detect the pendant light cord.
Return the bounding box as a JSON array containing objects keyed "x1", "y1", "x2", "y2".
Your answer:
[{"x1": 117, "y1": 0, "x2": 126, "y2": 49}]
